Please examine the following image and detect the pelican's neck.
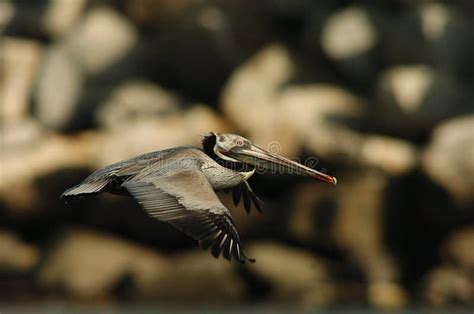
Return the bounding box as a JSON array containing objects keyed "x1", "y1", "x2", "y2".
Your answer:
[
  {"x1": 242, "y1": 168, "x2": 256, "y2": 181},
  {"x1": 202, "y1": 134, "x2": 255, "y2": 174}
]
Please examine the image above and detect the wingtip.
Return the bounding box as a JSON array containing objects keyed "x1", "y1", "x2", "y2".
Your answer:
[
  {"x1": 234, "y1": 255, "x2": 255, "y2": 264},
  {"x1": 240, "y1": 250, "x2": 255, "y2": 264}
]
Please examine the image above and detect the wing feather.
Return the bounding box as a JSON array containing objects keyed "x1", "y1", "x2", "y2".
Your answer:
[
  {"x1": 231, "y1": 181, "x2": 263, "y2": 214},
  {"x1": 122, "y1": 169, "x2": 254, "y2": 264}
]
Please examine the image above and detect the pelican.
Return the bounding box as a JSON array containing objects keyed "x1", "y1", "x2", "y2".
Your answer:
[{"x1": 62, "y1": 133, "x2": 337, "y2": 263}]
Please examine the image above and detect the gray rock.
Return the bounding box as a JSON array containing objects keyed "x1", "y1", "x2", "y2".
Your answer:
[
  {"x1": 222, "y1": 45, "x2": 418, "y2": 174},
  {"x1": 0, "y1": 104, "x2": 227, "y2": 194},
  {"x1": 41, "y1": 0, "x2": 86, "y2": 37},
  {"x1": 0, "y1": 229, "x2": 40, "y2": 272},
  {"x1": 320, "y1": 6, "x2": 379, "y2": 81},
  {"x1": 246, "y1": 241, "x2": 336, "y2": 306},
  {"x1": 63, "y1": 7, "x2": 138, "y2": 74},
  {"x1": 95, "y1": 80, "x2": 181, "y2": 129},
  {"x1": 419, "y1": 3, "x2": 474, "y2": 77},
  {"x1": 34, "y1": 43, "x2": 84, "y2": 130},
  {"x1": 0, "y1": 37, "x2": 42, "y2": 123},
  {"x1": 38, "y1": 228, "x2": 168, "y2": 299},
  {"x1": 367, "y1": 281, "x2": 409, "y2": 309},
  {"x1": 422, "y1": 115, "x2": 474, "y2": 204},
  {"x1": 125, "y1": 1, "x2": 256, "y2": 102},
  {"x1": 332, "y1": 171, "x2": 408, "y2": 308},
  {"x1": 138, "y1": 250, "x2": 245, "y2": 303},
  {"x1": 220, "y1": 44, "x2": 296, "y2": 155},
  {"x1": 422, "y1": 266, "x2": 474, "y2": 306},
  {"x1": 0, "y1": 1, "x2": 14, "y2": 31},
  {"x1": 279, "y1": 85, "x2": 418, "y2": 175},
  {"x1": 375, "y1": 65, "x2": 472, "y2": 137},
  {"x1": 356, "y1": 135, "x2": 418, "y2": 175},
  {"x1": 332, "y1": 171, "x2": 400, "y2": 283},
  {"x1": 289, "y1": 169, "x2": 409, "y2": 309},
  {"x1": 96, "y1": 105, "x2": 229, "y2": 167},
  {"x1": 321, "y1": 6, "x2": 377, "y2": 60},
  {"x1": 278, "y1": 84, "x2": 365, "y2": 157},
  {"x1": 441, "y1": 227, "x2": 474, "y2": 271},
  {"x1": 0, "y1": 118, "x2": 44, "y2": 151},
  {"x1": 287, "y1": 182, "x2": 336, "y2": 245},
  {"x1": 0, "y1": 132, "x2": 97, "y2": 192}
]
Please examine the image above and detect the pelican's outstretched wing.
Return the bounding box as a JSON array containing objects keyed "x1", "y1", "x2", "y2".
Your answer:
[
  {"x1": 122, "y1": 169, "x2": 254, "y2": 264},
  {"x1": 61, "y1": 148, "x2": 187, "y2": 198}
]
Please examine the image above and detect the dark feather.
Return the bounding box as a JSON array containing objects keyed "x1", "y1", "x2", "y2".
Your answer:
[
  {"x1": 231, "y1": 182, "x2": 263, "y2": 215},
  {"x1": 242, "y1": 184, "x2": 250, "y2": 213},
  {"x1": 222, "y1": 236, "x2": 232, "y2": 261},
  {"x1": 232, "y1": 184, "x2": 242, "y2": 206},
  {"x1": 210, "y1": 232, "x2": 225, "y2": 258},
  {"x1": 245, "y1": 181, "x2": 263, "y2": 214}
]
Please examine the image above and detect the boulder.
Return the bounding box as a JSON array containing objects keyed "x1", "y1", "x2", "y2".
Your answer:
[
  {"x1": 278, "y1": 84, "x2": 418, "y2": 175},
  {"x1": 357, "y1": 135, "x2": 418, "y2": 176},
  {"x1": 0, "y1": 133, "x2": 98, "y2": 192},
  {"x1": 332, "y1": 170, "x2": 400, "y2": 284},
  {"x1": 367, "y1": 281, "x2": 408, "y2": 309},
  {"x1": 139, "y1": 250, "x2": 245, "y2": 304},
  {"x1": 278, "y1": 84, "x2": 364, "y2": 157},
  {"x1": 0, "y1": 230, "x2": 40, "y2": 272},
  {"x1": 96, "y1": 105, "x2": 229, "y2": 167},
  {"x1": 0, "y1": 118, "x2": 44, "y2": 151},
  {"x1": 422, "y1": 266, "x2": 474, "y2": 306},
  {"x1": 0, "y1": 104, "x2": 227, "y2": 205},
  {"x1": 422, "y1": 115, "x2": 474, "y2": 204},
  {"x1": 320, "y1": 6, "x2": 378, "y2": 81},
  {"x1": 246, "y1": 242, "x2": 336, "y2": 306},
  {"x1": 0, "y1": 1, "x2": 14, "y2": 30},
  {"x1": 41, "y1": 0, "x2": 86, "y2": 37},
  {"x1": 441, "y1": 227, "x2": 474, "y2": 271},
  {"x1": 375, "y1": 65, "x2": 472, "y2": 138},
  {"x1": 125, "y1": 1, "x2": 244, "y2": 102},
  {"x1": 0, "y1": 37, "x2": 42, "y2": 122},
  {"x1": 321, "y1": 6, "x2": 377, "y2": 60},
  {"x1": 221, "y1": 44, "x2": 297, "y2": 155},
  {"x1": 63, "y1": 7, "x2": 138, "y2": 74},
  {"x1": 222, "y1": 45, "x2": 418, "y2": 175},
  {"x1": 419, "y1": 3, "x2": 474, "y2": 77},
  {"x1": 95, "y1": 80, "x2": 182, "y2": 129},
  {"x1": 38, "y1": 228, "x2": 168, "y2": 299},
  {"x1": 34, "y1": 43, "x2": 84, "y2": 130},
  {"x1": 287, "y1": 182, "x2": 337, "y2": 244},
  {"x1": 331, "y1": 171, "x2": 408, "y2": 308}
]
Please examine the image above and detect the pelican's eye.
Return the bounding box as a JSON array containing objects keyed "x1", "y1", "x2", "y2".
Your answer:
[{"x1": 236, "y1": 139, "x2": 244, "y2": 146}]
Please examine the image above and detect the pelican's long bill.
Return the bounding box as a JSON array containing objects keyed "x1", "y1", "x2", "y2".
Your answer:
[{"x1": 226, "y1": 144, "x2": 337, "y2": 185}]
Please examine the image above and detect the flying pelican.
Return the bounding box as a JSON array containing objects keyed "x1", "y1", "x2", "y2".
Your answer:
[{"x1": 62, "y1": 133, "x2": 337, "y2": 263}]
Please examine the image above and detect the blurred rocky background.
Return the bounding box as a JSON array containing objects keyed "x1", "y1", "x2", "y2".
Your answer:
[{"x1": 1, "y1": 0, "x2": 473, "y2": 311}]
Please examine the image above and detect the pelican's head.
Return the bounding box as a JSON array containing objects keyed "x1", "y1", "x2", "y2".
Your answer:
[{"x1": 202, "y1": 132, "x2": 337, "y2": 185}]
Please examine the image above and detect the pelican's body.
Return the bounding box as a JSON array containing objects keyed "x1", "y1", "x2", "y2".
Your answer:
[
  {"x1": 62, "y1": 133, "x2": 336, "y2": 263},
  {"x1": 71, "y1": 147, "x2": 252, "y2": 194}
]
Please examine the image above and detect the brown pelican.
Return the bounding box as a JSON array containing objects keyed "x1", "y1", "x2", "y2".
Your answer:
[{"x1": 62, "y1": 133, "x2": 337, "y2": 263}]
